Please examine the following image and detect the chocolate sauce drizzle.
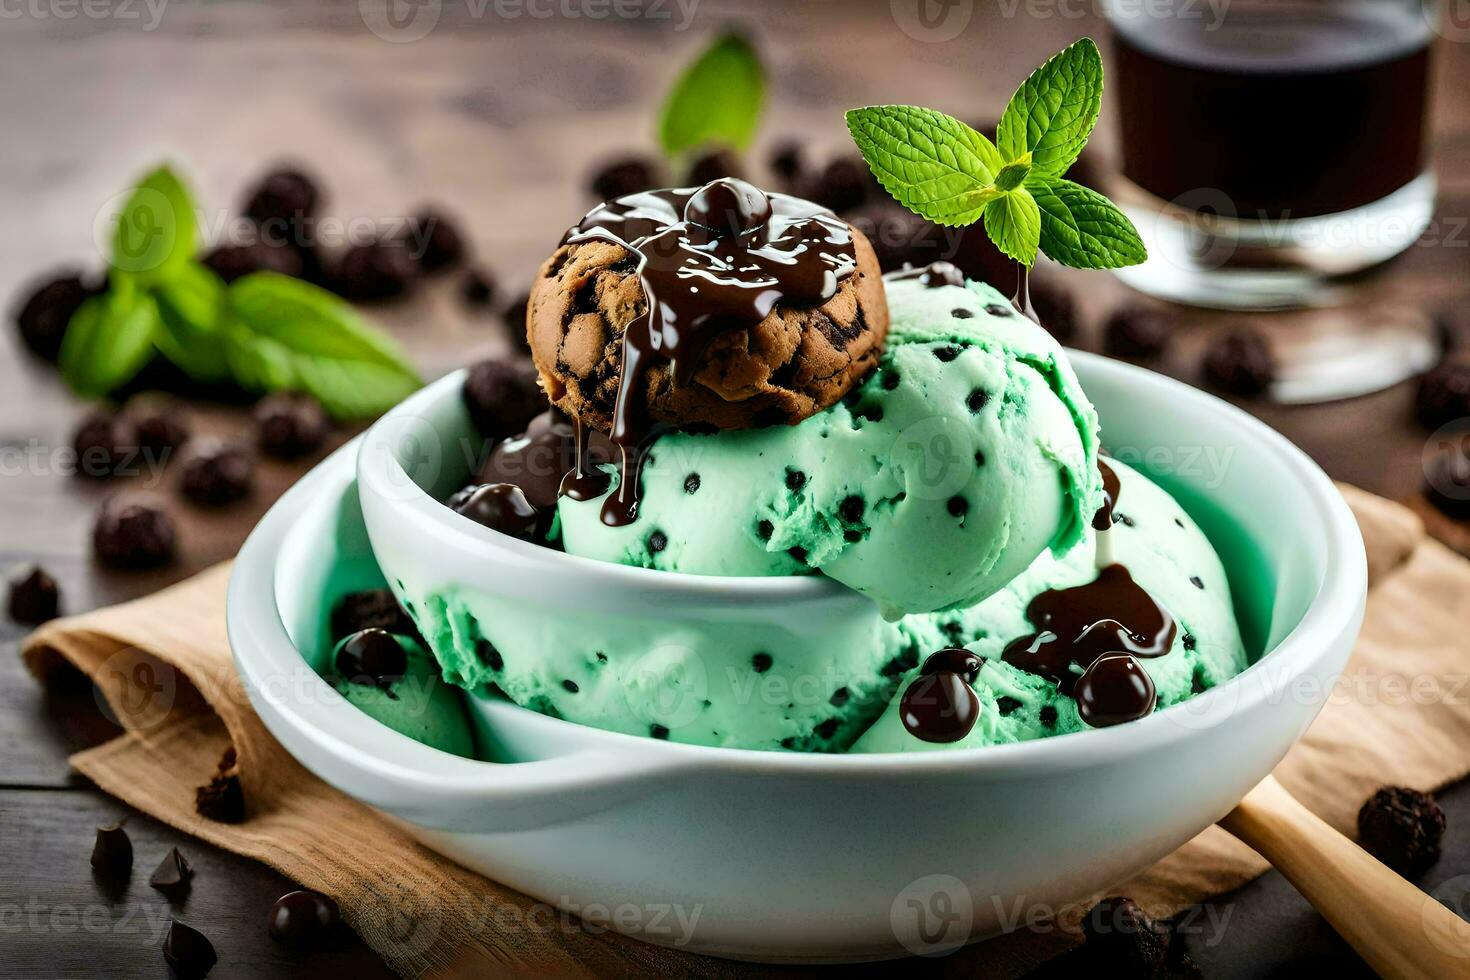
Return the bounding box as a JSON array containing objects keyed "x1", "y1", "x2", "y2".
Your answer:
[
  {"x1": 884, "y1": 260, "x2": 965, "y2": 289},
  {"x1": 564, "y1": 179, "x2": 858, "y2": 526},
  {"x1": 1000, "y1": 460, "x2": 1173, "y2": 727},
  {"x1": 900, "y1": 648, "x2": 983, "y2": 743}
]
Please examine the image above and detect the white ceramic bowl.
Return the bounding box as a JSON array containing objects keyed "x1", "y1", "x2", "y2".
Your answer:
[{"x1": 229, "y1": 354, "x2": 1366, "y2": 962}]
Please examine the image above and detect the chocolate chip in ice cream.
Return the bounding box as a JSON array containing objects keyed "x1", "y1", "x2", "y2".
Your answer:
[
  {"x1": 447, "y1": 483, "x2": 542, "y2": 540},
  {"x1": 8, "y1": 564, "x2": 60, "y2": 624},
  {"x1": 93, "y1": 495, "x2": 176, "y2": 569},
  {"x1": 254, "y1": 392, "x2": 328, "y2": 459},
  {"x1": 1358, "y1": 786, "x2": 1446, "y2": 878}
]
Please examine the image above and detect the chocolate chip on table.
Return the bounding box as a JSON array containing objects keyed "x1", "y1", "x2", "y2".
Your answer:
[
  {"x1": 244, "y1": 167, "x2": 320, "y2": 228},
  {"x1": 447, "y1": 483, "x2": 542, "y2": 540},
  {"x1": 1068, "y1": 896, "x2": 1187, "y2": 978},
  {"x1": 1203, "y1": 326, "x2": 1276, "y2": 396},
  {"x1": 254, "y1": 391, "x2": 328, "y2": 459},
  {"x1": 202, "y1": 240, "x2": 305, "y2": 283},
  {"x1": 72, "y1": 409, "x2": 140, "y2": 479},
  {"x1": 127, "y1": 396, "x2": 191, "y2": 457},
  {"x1": 13, "y1": 271, "x2": 100, "y2": 361},
  {"x1": 1415, "y1": 350, "x2": 1470, "y2": 429},
  {"x1": 502, "y1": 290, "x2": 532, "y2": 354},
  {"x1": 268, "y1": 889, "x2": 341, "y2": 947},
  {"x1": 588, "y1": 156, "x2": 662, "y2": 201},
  {"x1": 462, "y1": 358, "x2": 545, "y2": 442},
  {"x1": 149, "y1": 847, "x2": 193, "y2": 897},
  {"x1": 162, "y1": 919, "x2": 218, "y2": 980},
  {"x1": 687, "y1": 147, "x2": 743, "y2": 186},
  {"x1": 330, "y1": 589, "x2": 418, "y2": 644},
  {"x1": 1423, "y1": 450, "x2": 1470, "y2": 519},
  {"x1": 767, "y1": 139, "x2": 804, "y2": 185},
  {"x1": 1357, "y1": 786, "x2": 1446, "y2": 878},
  {"x1": 1103, "y1": 306, "x2": 1173, "y2": 359},
  {"x1": 460, "y1": 267, "x2": 498, "y2": 309},
  {"x1": 90, "y1": 821, "x2": 133, "y2": 881},
  {"x1": 178, "y1": 439, "x2": 255, "y2": 507},
  {"x1": 330, "y1": 239, "x2": 419, "y2": 301},
  {"x1": 406, "y1": 208, "x2": 467, "y2": 273},
  {"x1": 335, "y1": 628, "x2": 409, "y2": 690},
  {"x1": 93, "y1": 494, "x2": 176, "y2": 569},
  {"x1": 8, "y1": 564, "x2": 60, "y2": 624},
  {"x1": 812, "y1": 156, "x2": 873, "y2": 215}
]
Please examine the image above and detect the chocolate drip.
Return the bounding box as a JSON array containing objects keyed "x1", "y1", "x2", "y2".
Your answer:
[
  {"x1": 884, "y1": 260, "x2": 965, "y2": 289},
  {"x1": 1093, "y1": 459, "x2": 1121, "y2": 532},
  {"x1": 1001, "y1": 563, "x2": 1175, "y2": 701},
  {"x1": 479, "y1": 410, "x2": 613, "y2": 510},
  {"x1": 1013, "y1": 265, "x2": 1037, "y2": 322},
  {"x1": 900, "y1": 648, "x2": 983, "y2": 743},
  {"x1": 565, "y1": 180, "x2": 858, "y2": 526}
]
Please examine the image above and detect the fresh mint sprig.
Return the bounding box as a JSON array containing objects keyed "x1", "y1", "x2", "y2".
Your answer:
[
  {"x1": 59, "y1": 164, "x2": 422, "y2": 419},
  {"x1": 845, "y1": 37, "x2": 1145, "y2": 270},
  {"x1": 658, "y1": 32, "x2": 765, "y2": 163}
]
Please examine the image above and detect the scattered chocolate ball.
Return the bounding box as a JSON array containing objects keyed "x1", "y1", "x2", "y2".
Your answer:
[
  {"x1": 335, "y1": 628, "x2": 408, "y2": 688},
  {"x1": 178, "y1": 439, "x2": 255, "y2": 507},
  {"x1": 244, "y1": 167, "x2": 320, "y2": 228},
  {"x1": 683, "y1": 177, "x2": 772, "y2": 235},
  {"x1": 1358, "y1": 786, "x2": 1446, "y2": 879},
  {"x1": 1415, "y1": 351, "x2": 1470, "y2": 429},
  {"x1": 502, "y1": 289, "x2": 532, "y2": 354},
  {"x1": 447, "y1": 483, "x2": 541, "y2": 540},
  {"x1": 93, "y1": 494, "x2": 176, "y2": 569},
  {"x1": 90, "y1": 821, "x2": 133, "y2": 881},
  {"x1": 687, "y1": 147, "x2": 742, "y2": 186},
  {"x1": 330, "y1": 239, "x2": 418, "y2": 301},
  {"x1": 589, "y1": 156, "x2": 661, "y2": 201},
  {"x1": 460, "y1": 267, "x2": 498, "y2": 309},
  {"x1": 812, "y1": 156, "x2": 874, "y2": 214},
  {"x1": 1026, "y1": 273, "x2": 1078, "y2": 342},
  {"x1": 407, "y1": 208, "x2": 466, "y2": 273},
  {"x1": 1423, "y1": 450, "x2": 1470, "y2": 519},
  {"x1": 13, "y1": 271, "x2": 99, "y2": 362},
  {"x1": 767, "y1": 139, "x2": 804, "y2": 185},
  {"x1": 149, "y1": 847, "x2": 193, "y2": 897},
  {"x1": 7, "y1": 564, "x2": 60, "y2": 624},
  {"x1": 1103, "y1": 306, "x2": 1173, "y2": 359},
  {"x1": 1076, "y1": 896, "x2": 1182, "y2": 976},
  {"x1": 268, "y1": 889, "x2": 341, "y2": 947},
  {"x1": 126, "y1": 396, "x2": 191, "y2": 458},
  {"x1": 1203, "y1": 327, "x2": 1276, "y2": 396},
  {"x1": 72, "y1": 410, "x2": 140, "y2": 479},
  {"x1": 162, "y1": 919, "x2": 217, "y2": 980},
  {"x1": 254, "y1": 392, "x2": 328, "y2": 459},
  {"x1": 462, "y1": 358, "x2": 545, "y2": 441},
  {"x1": 202, "y1": 240, "x2": 305, "y2": 283},
  {"x1": 330, "y1": 589, "x2": 419, "y2": 644}
]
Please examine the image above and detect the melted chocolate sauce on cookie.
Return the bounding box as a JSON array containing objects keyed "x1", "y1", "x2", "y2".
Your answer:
[
  {"x1": 564, "y1": 179, "x2": 858, "y2": 526},
  {"x1": 1001, "y1": 460, "x2": 1172, "y2": 726},
  {"x1": 885, "y1": 260, "x2": 965, "y2": 289}
]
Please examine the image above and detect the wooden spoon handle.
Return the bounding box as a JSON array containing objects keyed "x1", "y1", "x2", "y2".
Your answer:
[{"x1": 1219, "y1": 775, "x2": 1470, "y2": 979}]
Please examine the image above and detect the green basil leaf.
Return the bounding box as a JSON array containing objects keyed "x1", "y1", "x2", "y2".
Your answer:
[
  {"x1": 224, "y1": 272, "x2": 422, "y2": 419},
  {"x1": 58, "y1": 284, "x2": 159, "y2": 397},
  {"x1": 845, "y1": 106, "x2": 1005, "y2": 227},
  {"x1": 110, "y1": 165, "x2": 197, "y2": 285},
  {"x1": 154, "y1": 261, "x2": 231, "y2": 382},
  {"x1": 658, "y1": 33, "x2": 765, "y2": 159},
  {"x1": 983, "y1": 189, "x2": 1041, "y2": 266},
  {"x1": 997, "y1": 37, "x2": 1103, "y2": 179},
  {"x1": 1028, "y1": 176, "x2": 1147, "y2": 269}
]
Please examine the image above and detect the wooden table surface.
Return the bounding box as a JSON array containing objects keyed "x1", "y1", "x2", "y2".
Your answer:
[{"x1": 3, "y1": 2, "x2": 1469, "y2": 976}]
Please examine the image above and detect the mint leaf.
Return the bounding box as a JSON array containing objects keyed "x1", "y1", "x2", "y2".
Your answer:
[
  {"x1": 111, "y1": 165, "x2": 197, "y2": 285},
  {"x1": 58, "y1": 284, "x2": 159, "y2": 397},
  {"x1": 224, "y1": 272, "x2": 421, "y2": 419},
  {"x1": 983, "y1": 190, "x2": 1041, "y2": 266},
  {"x1": 154, "y1": 261, "x2": 231, "y2": 382},
  {"x1": 658, "y1": 33, "x2": 765, "y2": 159},
  {"x1": 845, "y1": 106, "x2": 1005, "y2": 227},
  {"x1": 997, "y1": 37, "x2": 1102, "y2": 179},
  {"x1": 1028, "y1": 177, "x2": 1147, "y2": 269}
]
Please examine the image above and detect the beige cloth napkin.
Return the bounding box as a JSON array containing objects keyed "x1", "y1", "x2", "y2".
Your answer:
[{"x1": 20, "y1": 485, "x2": 1470, "y2": 977}]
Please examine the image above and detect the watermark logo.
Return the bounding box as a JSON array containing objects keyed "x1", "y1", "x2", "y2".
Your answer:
[
  {"x1": 891, "y1": 416, "x2": 976, "y2": 501},
  {"x1": 93, "y1": 647, "x2": 178, "y2": 732},
  {"x1": 890, "y1": 0, "x2": 972, "y2": 42},
  {"x1": 890, "y1": 873, "x2": 973, "y2": 956},
  {"x1": 361, "y1": 0, "x2": 442, "y2": 42},
  {"x1": 621, "y1": 643, "x2": 708, "y2": 729},
  {"x1": 1430, "y1": 0, "x2": 1470, "y2": 43},
  {"x1": 1424, "y1": 420, "x2": 1470, "y2": 504}
]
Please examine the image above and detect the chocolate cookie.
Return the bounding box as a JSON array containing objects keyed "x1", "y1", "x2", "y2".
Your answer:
[{"x1": 527, "y1": 186, "x2": 888, "y2": 436}]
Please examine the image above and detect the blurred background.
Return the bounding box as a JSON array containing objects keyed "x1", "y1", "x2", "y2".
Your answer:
[{"x1": 5, "y1": 1, "x2": 1470, "y2": 976}]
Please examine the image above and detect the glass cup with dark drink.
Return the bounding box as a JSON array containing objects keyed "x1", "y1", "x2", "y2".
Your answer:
[{"x1": 1106, "y1": 0, "x2": 1438, "y2": 311}]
